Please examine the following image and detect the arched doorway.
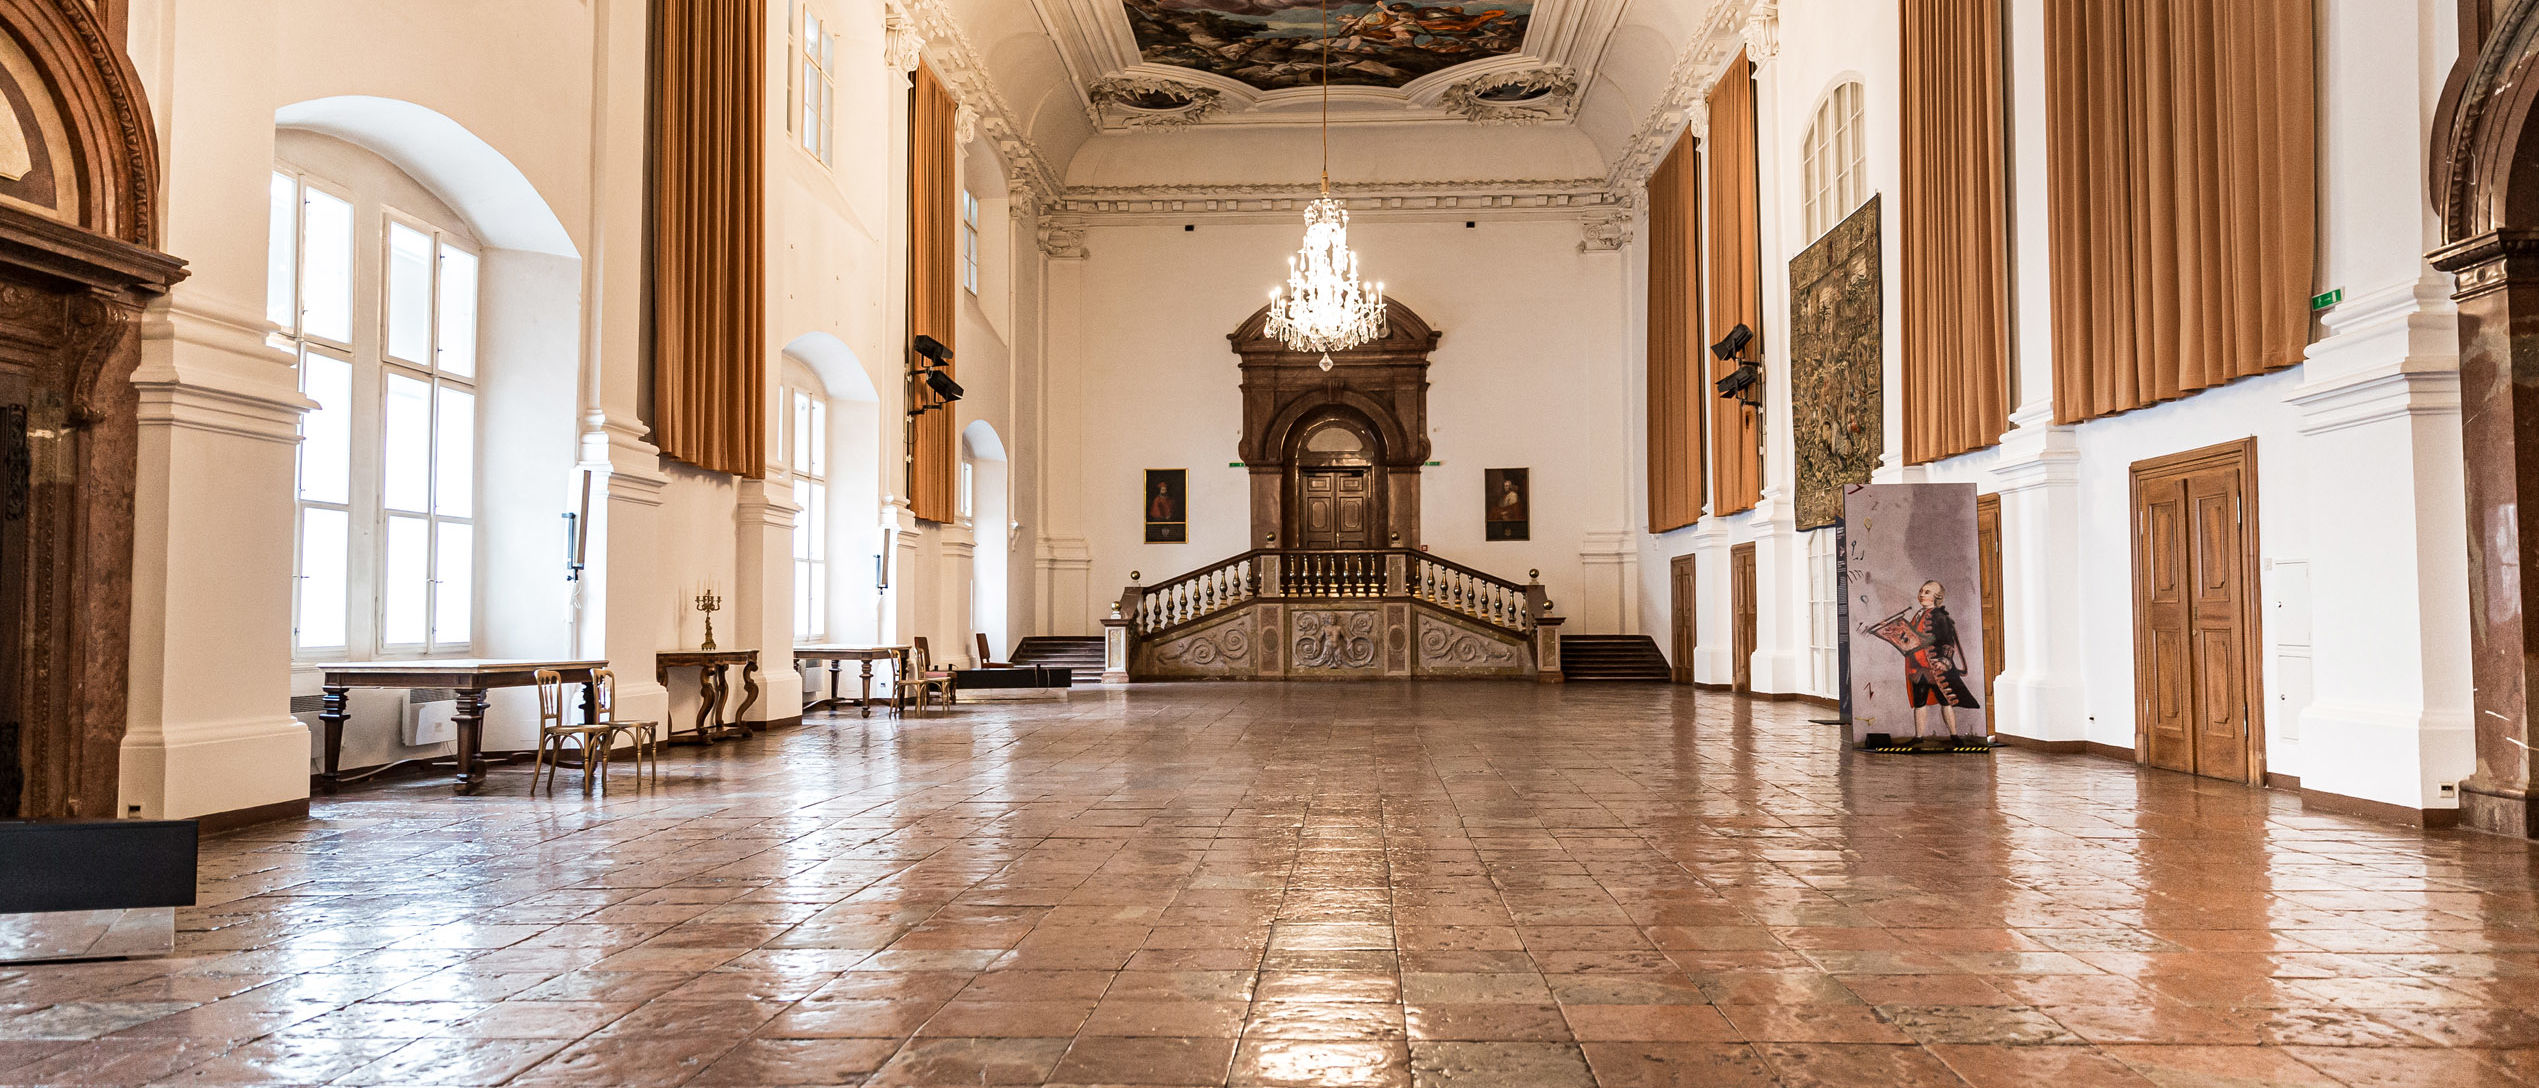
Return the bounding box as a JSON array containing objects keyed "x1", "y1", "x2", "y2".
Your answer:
[
  {"x1": 1287, "y1": 412, "x2": 1385, "y2": 550},
  {"x1": 2433, "y1": 2, "x2": 2539, "y2": 835},
  {"x1": 1230, "y1": 298, "x2": 1439, "y2": 550}
]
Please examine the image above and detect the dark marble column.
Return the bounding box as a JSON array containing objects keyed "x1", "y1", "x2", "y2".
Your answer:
[{"x1": 2433, "y1": 229, "x2": 2539, "y2": 836}]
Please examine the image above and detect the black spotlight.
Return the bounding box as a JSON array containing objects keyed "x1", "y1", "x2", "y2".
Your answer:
[
  {"x1": 923, "y1": 368, "x2": 965, "y2": 403},
  {"x1": 913, "y1": 334, "x2": 952, "y2": 365},
  {"x1": 1715, "y1": 359, "x2": 1763, "y2": 407},
  {"x1": 1709, "y1": 322, "x2": 1753, "y2": 361}
]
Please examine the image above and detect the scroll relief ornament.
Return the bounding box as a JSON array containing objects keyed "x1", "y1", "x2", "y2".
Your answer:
[
  {"x1": 1089, "y1": 75, "x2": 1225, "y2": 131},
  {"x1": 1440, "y1": 67, "x2": 1578, "y2": 126}
]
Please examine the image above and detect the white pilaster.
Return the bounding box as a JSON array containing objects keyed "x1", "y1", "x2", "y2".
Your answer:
[
  {"x1": 735, "y1": 475, "x2": 802, "y2": 722},
  {"x1": 1987, "y1": 404, "x2": 2082, "y2": 743}
]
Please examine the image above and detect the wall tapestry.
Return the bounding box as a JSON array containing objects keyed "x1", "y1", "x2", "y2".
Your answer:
[
  {"x1": 1790, "y1": 194, "x2": 1883, "y2": 532},
  {"x1": 1125, "y1": 1, "x2": 1533, "y2": 91},
  {"x1": 1144, "y1": 468, "x2": 1187, "y2": 543},
  {"x1": 1843, "y1": 483, "x2": 1988, "y2": 747},
  {"x1": 1484, "y1": 467, "x2": 1528, "y2": 541}
]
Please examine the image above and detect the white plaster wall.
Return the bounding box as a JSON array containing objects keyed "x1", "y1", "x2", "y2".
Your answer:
[{"x1": 1050, "y1": 216, "x2": 1634, "y2": 631}]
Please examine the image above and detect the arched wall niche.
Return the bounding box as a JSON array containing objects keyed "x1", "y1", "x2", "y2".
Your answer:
[
  {"x1": 781, "y1": 331, "x2": 884, "y2": 644},
  {"x1": 0, "y1": 0, "x2": 184, "y2": 819},
  {"x1": 962, "y1": 419, "x2": 1009, "y2": 660},
  {"x1": 1228, "y1": 297, "x2": 1438, "y2": 550},
  {"x1": 274, "y1": 96, "x2": 577, "y2": 258}
]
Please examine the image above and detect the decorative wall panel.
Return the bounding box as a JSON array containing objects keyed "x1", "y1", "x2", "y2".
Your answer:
[
  {"x1": 1789, "y1": 196, "x2": 1882, "y2": 532},
  {"x1": 1416, "y1": 614, "x2": 1520, "y2": 672}
]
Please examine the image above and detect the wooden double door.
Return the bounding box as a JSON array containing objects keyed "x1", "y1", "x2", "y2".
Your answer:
[
  {"x1": 2130, "y1": 440, "x2": 2263, "y2": 784},
  {"x1": 1297, "y1": 468, "x2": 1377, "y2": 549}
]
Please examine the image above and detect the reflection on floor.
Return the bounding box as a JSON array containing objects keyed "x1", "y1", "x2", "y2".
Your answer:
[{"x1": 4, "y1": 682, "x2": 2537, "y2": 1086}]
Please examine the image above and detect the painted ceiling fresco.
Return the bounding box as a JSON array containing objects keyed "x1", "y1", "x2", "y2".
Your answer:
[{"x1": 1125, "y1": 1, "x2": 1534, "y2": 91}]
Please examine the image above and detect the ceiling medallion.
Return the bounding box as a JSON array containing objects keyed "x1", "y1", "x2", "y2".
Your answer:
[
  {"x1": 1441, "y1": 67, "x2": 1578, "y2": 126},
  {"x1": 1265, "y1": 0, "x2": 1386, "y2": 371}
]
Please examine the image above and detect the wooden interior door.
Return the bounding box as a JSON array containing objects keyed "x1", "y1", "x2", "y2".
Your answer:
[
  {"x1": 1731, "y1": 543, "x2": 1757, "y2": 693},
  {"x1": 1975, "y1": 494, "x2": 2004, "y2": 713},
  {"x1": 1299, "y1": 469, "x2": 1375, "y2": 550},
  {"x1": 2130, "y1": 441, "x2": 2261, "y2": 783},
  {"x1": 1670, "y1": 555, "x2": 1697, "y2": 684}
]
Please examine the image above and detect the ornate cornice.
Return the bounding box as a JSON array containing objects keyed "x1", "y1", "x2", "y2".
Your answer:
[
  {"x1": 1744, "y1": 0, "x2": 1780, "y2": 64},
  {"x1": 1602, "y1": 0, "x2": 1756, "y2": 208},
  {"x1": 894, "y1": 0, "x2": 1063, "y2": 204},
  {"x1": 1055, "y1": 177, "x2": 1617, "y2": 217}
]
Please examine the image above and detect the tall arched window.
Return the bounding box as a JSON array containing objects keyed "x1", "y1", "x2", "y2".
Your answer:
[
  {"x1": 1802, "y1": 81, "x2": 1867, "y2": 242},
  {"x1": 780, "y1": 364, "x2": 829, "y2": 641},
  {"x1": 273, "y1": 137, "x2": 482, "y2": 659}
]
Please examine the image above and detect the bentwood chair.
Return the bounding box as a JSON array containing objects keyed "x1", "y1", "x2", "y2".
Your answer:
[
  {"x1": 591, "y1": 668, "x2": 661, "y2": 785},
  {"x1": 893, "y1": 639, "x2": 959, "y2": 716},
  {"x1": 531, "y1": 668, "x2": 620, "y2": 795}
]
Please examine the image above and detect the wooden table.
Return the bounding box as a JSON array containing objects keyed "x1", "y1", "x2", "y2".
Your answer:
[
  {"x1": 796, "y1": 645, "x2": 911, "y2": 717},
  {"x1": 655, "y1": 649, "x2": 761, "y2": 743},
  {"x1": 311, "y1": 658, "x2": 605, "y2": 796}
]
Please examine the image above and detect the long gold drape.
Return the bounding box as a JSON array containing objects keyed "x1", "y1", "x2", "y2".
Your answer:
[
  {"x1": 647, "y1": 0, "x2": 765, "y2": 477},
  {"x1": 1901, "y1": 0, "x2": 2012, "y2": 463},
  {"x1": 909, "y1": 63, "x2": 959, "y2": 523},
  {"x1": 1648, "y1": 134, "x2": 1705, "y2": 533},
  {"x1": 2045, "y1": 0, "x2": 2317, "y2": 424},
  {"x1": 1707, "y1": 50, "x2": 1762, "y2": 516}
]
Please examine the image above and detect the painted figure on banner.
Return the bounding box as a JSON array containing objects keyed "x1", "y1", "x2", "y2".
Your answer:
[{"x1": 1843, "y1": 482, "x2": 1989, "y2": 750}]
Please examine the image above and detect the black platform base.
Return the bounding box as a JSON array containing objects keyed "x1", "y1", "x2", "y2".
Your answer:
[{"x1": 1857, "y1": 733, "x2": 1998, "y2": 754}]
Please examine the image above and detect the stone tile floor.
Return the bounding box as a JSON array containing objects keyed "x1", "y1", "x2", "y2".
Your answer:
[{"x1": 6, "y1": 682, "x2": 2539, "y2": 1086}]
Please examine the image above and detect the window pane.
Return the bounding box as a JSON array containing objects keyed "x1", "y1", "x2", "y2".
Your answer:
[
  {"x1": 436, "y1": 386, "x2": 474, "y2": 518},
  {"x1": 437, "y1": 245, "x2": 479, "y2": 378},
  {"x1": 383, "y1": 373, "x2": 432, "y2": 513},
  {"x1": 819, "y1": 78, "x2": 834, "y2": 161},
  {"x1": 386, "y1": 223, "x2": 433, "y2": 364},
  {"x1": 794, "y1": 481, "x2": 817, "y2": 561},
  {"x1": 382, "y1": 515, "x2": 429, "y2": 646},
  {"x1": 804, "y1": 559, "x2": 824, "y2": 638},
  {"x1": 267, "y1": 174, "x2": 297, "y2": 330},
  {"x1": 796, "y1": 560, "x2": 815, "y2": 639},
  {"x1": 807, "y1": 398, "x2": 825, "y2": 476},
  {"x1": 791, "y1": 392, "x2": 812, "y2": 473},
  {"x1": 300, "y1": 188, "x2": 353, "y2": 343},
  {"x1": 296, "y1": 508, "x2": 347, "y2": 651},
  {"x1": 802, "y1": 62, "x2": 819, "y2": 150},
  {"x1": 806, "y1": 481, "x2": 825, "y2": 557},
  {"x1": 299, "y1": 351, "x2": 351, "y2": 505},
  {"x1": 435, "y1": 522, "x2": 472, "y2": 648}
]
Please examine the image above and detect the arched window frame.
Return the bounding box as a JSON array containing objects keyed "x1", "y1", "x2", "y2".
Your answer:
[
  {"x1": 273, "y1": 160, "x2": 484, "y2": 661},
  {"x1": 779, "y1": 365, "x2": 830, "y2": 641},
  {"x1": 1802, "y1": 81, "x2": 1868, "y2": 243}
]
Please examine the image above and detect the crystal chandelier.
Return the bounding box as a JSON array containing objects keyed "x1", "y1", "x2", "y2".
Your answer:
[{"x1": 1264, "y1": 0, "x2": 1386, "y2": 371}]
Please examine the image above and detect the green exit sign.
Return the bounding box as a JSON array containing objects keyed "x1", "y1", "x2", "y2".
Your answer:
[{"x1": 2311, "y1": 287, "x2": 2343, "y2": 311}]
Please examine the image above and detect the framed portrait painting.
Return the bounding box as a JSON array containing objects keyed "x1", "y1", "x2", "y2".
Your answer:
[
  {"x1": 1144, "y1": 469, "x2": 1187, "y2": 543},
  {"x1": 1485, "y1": 468, "x2": 1529, "y2": 541}
]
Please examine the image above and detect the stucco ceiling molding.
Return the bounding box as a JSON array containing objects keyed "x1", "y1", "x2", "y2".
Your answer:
[
  {"x1": 1439, "y1": 66, "x2": 1580, "y2": 126},
  {"x1": 1087, "y1": 73, "x2": 1226, "y2": 130},
  {"x1": 895, "y1": 0, "x2": 1064, "y2": 204},
  {"x1": 1600, "y1": 0, "x2": 1755, "y2": 209},
  {"x1": 1055, "y1": 176, "x2": 1618, "y2": 220}
]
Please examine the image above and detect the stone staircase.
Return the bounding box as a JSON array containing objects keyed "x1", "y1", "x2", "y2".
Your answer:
[
  {"x1": 1009, "y1": 636, "x2": 1107, "y2": 685},
  {"x1": 1558, "y1": 635, "x2": 1674, "y2": 682}
]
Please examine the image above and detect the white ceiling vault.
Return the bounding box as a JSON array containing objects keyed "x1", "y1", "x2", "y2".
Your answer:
[{"x1": 905, "y1": 0, "x2": 1766, "y2": 239}]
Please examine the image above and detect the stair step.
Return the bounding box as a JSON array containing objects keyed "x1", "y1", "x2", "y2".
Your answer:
[
  {"x1": 1009, "y1": 637, "x2": 1109, "y2": 682},
  {"x1": 1559, "y1": 635, "x2": 1673, "y2": 682}
]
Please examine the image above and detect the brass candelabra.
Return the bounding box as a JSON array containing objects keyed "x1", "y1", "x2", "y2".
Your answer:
[{"x1": 695, "y1": 589, "x2": 722, "y2": 650}]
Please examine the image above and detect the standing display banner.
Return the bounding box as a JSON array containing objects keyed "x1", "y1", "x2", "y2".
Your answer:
[{"x1": 1842, "y1": 484, "x2": 1990, "y2": 748}]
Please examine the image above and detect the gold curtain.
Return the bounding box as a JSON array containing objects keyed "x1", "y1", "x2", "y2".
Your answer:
[
  {"x1": 2046, "y1": 0, "x2": 2316, "y2": 424},
  {"x1": 1901, "y1": 0, "x2": 2011, "y2": 463},
  {"x1": 909, "y1": 63, "x2": 959, "y2": 523},
  {"x1": 1648, "y1": 134, "x2": 1705, "y2": 533},
  {"x1": 1707, "y1": 50, "x2": 1762, "y2": 515},
  {"x1": 647, "y1": 0, "x2": 765, "y2": 478}
]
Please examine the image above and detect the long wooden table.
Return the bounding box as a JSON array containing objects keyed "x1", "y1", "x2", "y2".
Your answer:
[
  {"x1": 311, "y1": 658, "x2": 605, "y2": 796},
  {"x1": 656, "y1": 649, "x2": 761, "y2": 742},
  {"x1": 795, "y1": 645, "x2": 911, "y2": 717}
]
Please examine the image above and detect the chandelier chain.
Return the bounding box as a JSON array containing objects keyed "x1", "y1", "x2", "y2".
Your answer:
[{"x1": 1266, "y1": 0, "x2": 1385, "y2": 367}]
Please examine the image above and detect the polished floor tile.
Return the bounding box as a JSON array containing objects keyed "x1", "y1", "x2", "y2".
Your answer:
[{"x1": 8, "y1": 681, "x2": 2539, "y2": 1085}]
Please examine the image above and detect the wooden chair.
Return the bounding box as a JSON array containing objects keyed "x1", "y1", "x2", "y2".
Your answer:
[
  {"x1": 975, "y1": 633, "x2": 1011, "y2": 668},
  {"x1": 531, "y1": 669, "x2": 620, "y2": 795},
  {"x1": 591, "y1": 668, "x2": 662, "y2": 785},
  {"x1": 893, "y1": 638, "x2": 959, "y2": 716}
]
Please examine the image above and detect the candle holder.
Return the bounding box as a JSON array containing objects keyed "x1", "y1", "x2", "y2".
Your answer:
[{"x1": 695, "y1": 590, "x2": 723, "y2": 650}]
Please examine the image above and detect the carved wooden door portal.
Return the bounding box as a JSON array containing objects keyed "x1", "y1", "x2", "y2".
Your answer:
[{"x1": 1230, "y1": 298, "x2": 1436, "y2": 550}]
